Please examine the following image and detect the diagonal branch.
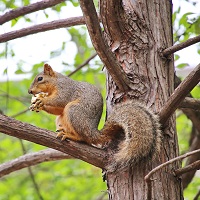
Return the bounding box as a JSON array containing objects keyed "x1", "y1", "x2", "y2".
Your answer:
[
  {"x1": 179, "y1": 97, "x2": 200, "y2": 111},
  {"x1": 68, "y1": 53, "x2": 97, "y2": 77},
  {"x1": 0, "y1": 0, "x2": 64, "y2": 25},
  {"x1": 159, "y1": 63, "x2": 200, "y2": 125},
  {"x1": 145, "y1": 149, "x2": 200, "y2": 200},
  {"x1": 145, "y1": 149, "x2": 200, "y2": 182},
  {"x1": 0, "y1": 114, "x2": 106, "y2": 169},
  {"x1": 78, "y1": 0, "x2": 131, "y2": 92},
  {"x1": 173, "y1": 160, "x2": 200, "y2": 177},
  {"x1": 0, "y1": 149, "x2": 71, "y2": 178},
  {"x1": 0, "y1": 16, "x2": 85, "y2": 43},
  {"x1": 162, "y1": 35, "x2": 200, "y2": 56}
]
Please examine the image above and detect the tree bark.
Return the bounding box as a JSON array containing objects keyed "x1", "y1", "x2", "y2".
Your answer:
[{"x1": 100, "y1": 0, "x2": 182, "y2": 199}]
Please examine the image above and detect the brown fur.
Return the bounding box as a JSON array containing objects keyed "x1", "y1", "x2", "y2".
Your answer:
[{"x1": 29, "y1": 64, "x2": 161, "y2": 172}]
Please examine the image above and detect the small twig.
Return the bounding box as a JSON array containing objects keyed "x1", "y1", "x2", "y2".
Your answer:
[
  {"x1": 11, "y1": 108, "x2": 29, "y2": 118},
  {"x1": 0, "y1": 0, "x2": 64, "y2": 25},
  {"x1": 163, "y1": 35, "x2": 200, "y2": 56},
  {"x1": 179, "y1": 97, "x2": 200, "y2": 111},
  {"x1": 0, "y1": 91, "x2": 30, "y2": 103},
  {"x1": 159, "y1": 63, "x2": 200, "y2": 125},
  {"x1": 145, "y1": 149, "x2": 200, "y2": 200},
  {"x1": 96, "y1": 191, "x2": 107, "y2": 200},
  {"x1": 0, "y1": 16, "x2": 85, "y2": 43},
  {"x1": 174, "y1": 160, "x2": 200, "y2": 177},
  {"x1": 79, "y1": 0, "x2": 131, "y2": 92},
  {"x1": 68, "y1": 53, "x2": 97, "y2": 77},
  {"x1": 0, "y1": 149, "x2": 70, "y2": 178},
  {"x1": 145, "y1": 149, "x2": 200, "y2": 181},
  {"x1": 19, "y1": 140, "x2": 44, "y2": 200}
]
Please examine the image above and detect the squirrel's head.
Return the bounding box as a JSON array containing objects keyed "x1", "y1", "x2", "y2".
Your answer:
[{"x1": 28, "y1": 64, "x2": 57, "y2": 96}]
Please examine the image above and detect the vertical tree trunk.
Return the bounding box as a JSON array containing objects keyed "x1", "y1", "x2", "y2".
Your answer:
[{"x1": 100, "y1": 0, "x2": 182, "y2": 199}]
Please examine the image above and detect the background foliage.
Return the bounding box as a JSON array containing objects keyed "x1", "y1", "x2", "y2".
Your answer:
[{"x1": 0, "y1": 0, "x2": 199, "y2": 199}]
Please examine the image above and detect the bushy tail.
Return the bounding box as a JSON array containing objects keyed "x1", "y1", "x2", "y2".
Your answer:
[{"x1": 102, "y1": 101, "x2": 161, "y2": 172}]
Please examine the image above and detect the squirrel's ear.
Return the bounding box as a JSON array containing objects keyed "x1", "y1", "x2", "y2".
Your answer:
[{"x1": 43, "y1": 64, "x2": 55, "y2": 77}]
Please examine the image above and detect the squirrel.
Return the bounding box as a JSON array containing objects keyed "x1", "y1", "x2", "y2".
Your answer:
[{"x1": 28, "y1": 63, "x2": 161, "y2": 171}]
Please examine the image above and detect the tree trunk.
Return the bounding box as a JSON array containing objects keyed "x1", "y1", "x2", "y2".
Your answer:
[{"x1": 100, "y1": 0, "x2": 183, "y2": 199}]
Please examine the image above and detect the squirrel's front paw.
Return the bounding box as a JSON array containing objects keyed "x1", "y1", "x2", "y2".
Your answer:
[{"x1": 29, "y1": 92, "x2": 48, "y2": 112}]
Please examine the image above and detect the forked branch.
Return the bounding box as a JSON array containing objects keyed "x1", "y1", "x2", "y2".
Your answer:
[{"x1": 145, "y1": 149, "x2": 200, "y2": 200}]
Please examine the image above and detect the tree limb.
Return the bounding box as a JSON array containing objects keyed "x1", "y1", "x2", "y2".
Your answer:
[
  {"x1": 68, "y1": 53, "x2": 97, "y2": 77},
  {"x1": 175, "y1": 74, "x2": 200, "y2": 189},
  {"x1": 162, "y1": 35, "x2": 200, "y2": 56},
  {"x1": 173, "y1": 160, "x2": 200, "y2": 177},
  {"x1": 0, "y1": 0, "x2": 64, "y2": 25},
  {"x1": 78, "y1": 0, "x2": 131, "y2": 92},
  {"x1": 0, "y1": 16, "x2": 85, "y2": 43},
  {"x1": 0, "y1": 114, "x2": 106, "y2": 169},
  {"x1": 145, "y1": 149, "x2": 200, "y2": 200},
  {"x1": 0, "y1": 149, "x2": 71, "y2": 178},
  {"x1": 179, "y1": 97, "x2": 200, "y2": 111},
  {"x1": 145, "y1": 149, "x2": 200, "y2": 182},
  {"x1": 19, "y1": 140, "x2": 44, "y2": 200},
  {"x1": 159, "y1": 63, "x2": 200, "y2": 125},
  {"x1": 179, "y1": 125, "x2": 200, "y2": 189}
]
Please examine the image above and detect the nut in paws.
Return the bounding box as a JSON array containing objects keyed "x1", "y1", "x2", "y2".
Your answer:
[{"x1": 29, "y1": 92, "x2": 48, "y2": 112}]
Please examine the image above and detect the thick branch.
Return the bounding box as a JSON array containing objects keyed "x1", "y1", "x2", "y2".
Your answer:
[
  {"x1": 0, "y1": 114, "x2": 106, "y2": 169},
  {"x1": 0, "y1": 149, "x2": 71, "y2": 178},
  {"x1": 163, "y1": 35, "x2": 200, "y2": 56},
  {"x1": 78, "y1": 0, "x2": 131, "y2": 92},
  {"x1": 179, "y1": 97, "x2": 200, "y2": 111},
  {"x1": 174, "y1": 160, "x2": 200, "y2": 177},
  {"x1": 159, "y1": 63, "x2": 200, "y2": 125},
  {"x1": 0, "y1": 16, "x2": 85, "y2": 43},
  {"x1": 0, "y1": 0, "x2": 64, "y2": 25}
]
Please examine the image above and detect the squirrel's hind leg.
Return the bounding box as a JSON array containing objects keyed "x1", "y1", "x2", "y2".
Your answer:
[{"x1": 55, "y1": 102, "x2": 84, "y2": 142}]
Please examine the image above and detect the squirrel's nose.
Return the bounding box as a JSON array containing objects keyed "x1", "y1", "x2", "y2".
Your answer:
[{"x1": 28, "y1": 89, "x2": 33, "y2": 94}]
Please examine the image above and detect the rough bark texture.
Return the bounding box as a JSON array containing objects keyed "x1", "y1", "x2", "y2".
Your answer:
[{"x1": 100, "y1": 0, "x2": 182, "y2": 199}]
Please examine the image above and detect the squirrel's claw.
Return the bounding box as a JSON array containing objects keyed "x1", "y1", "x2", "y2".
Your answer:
[
  {"x1": 61, "y1": 135, "x2": 68, "y2": 141},
  {"x1": 56, "y1": 129, "x2": 64, "y2": 138},
  {"x1": 56, "y1": 129, "x2": 69, "y2": 141}
]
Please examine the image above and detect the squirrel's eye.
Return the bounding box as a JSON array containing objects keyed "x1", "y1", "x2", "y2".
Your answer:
[{"x1": 38, "y1": 77, "x2": 43, "y2": 82}]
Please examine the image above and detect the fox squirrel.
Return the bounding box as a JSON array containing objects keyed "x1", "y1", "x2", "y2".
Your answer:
[{"x1": 28, "y1": 64, "x2": 161, "y2": 171}]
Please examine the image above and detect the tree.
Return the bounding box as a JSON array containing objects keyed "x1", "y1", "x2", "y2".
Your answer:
[{"x1": 0, "y1": 0, "x2": 200, "y2": 199}]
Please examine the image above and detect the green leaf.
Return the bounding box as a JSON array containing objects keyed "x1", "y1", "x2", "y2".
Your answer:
[
  {"x1": 179, "y1": 12, "x2": 194, "y2": 27},
  {"x1": 176, "y1": 63, "x2": 188, "y2": 69},
  {"x1": 174, "y1": 54, "x2": 180, "y2": 61},
  {"x1": 11, "y1": 19, "x2": 18, "y2": 27},
  {"x1": 15, "y1": 69, "x2": 24, "y2": 74}
]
